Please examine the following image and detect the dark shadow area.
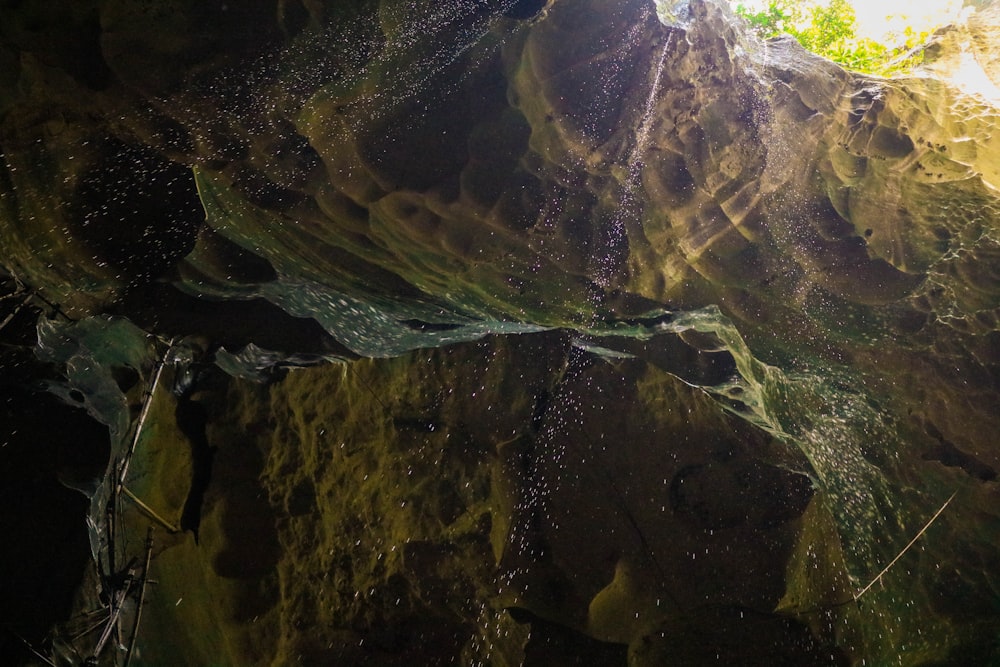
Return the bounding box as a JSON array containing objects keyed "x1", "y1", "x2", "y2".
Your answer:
[
  {"x1": 921, "y1": 420, "x2": 997, "y2": 481},
  {"x1": 176, "y1": 392, "x2": 215, "y2": 542},
  {"x1": 0, "y1": 2, "x2": 112, "y2": 91},
  {"x1": 0, "y1": 300, "x2": 108, "y2": 664},
  {"x1": 508, "y1": 608, "x2": 628, "y2": 666},
  {"x1": 71, "y1": 140, "x2": 204, "y2": 289},
  {"x1": 504, "y1": 0, "x2": 549, "y2": 20},
  {"x1": 635, "y1": 605, "x2": 850, "y2": 666},
  {"x1": 112, "y1": 281, "x2": 356, "y2": 358}
]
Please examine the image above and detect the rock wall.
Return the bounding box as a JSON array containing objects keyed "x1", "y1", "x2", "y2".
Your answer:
[{"x1": 126, "y1": 333, "x2": 835, "y2": 665}]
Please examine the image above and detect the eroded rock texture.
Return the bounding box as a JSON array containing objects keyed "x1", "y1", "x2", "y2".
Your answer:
[
  {"x1": 3, "y1": 0, "x2": 1000, "y2": 664},
  {"x1": 123, "y1": 334, "x2": 833, "y2": 665}
]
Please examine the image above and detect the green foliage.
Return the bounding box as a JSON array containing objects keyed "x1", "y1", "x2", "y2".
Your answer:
[{"x1": 734, "y1": 0, "x2": 932, "y2": 76}]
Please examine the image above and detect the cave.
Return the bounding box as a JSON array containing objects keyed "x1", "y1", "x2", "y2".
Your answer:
[{"x1": 2, "y1": 0, "x2": 1000, "y2": 665}]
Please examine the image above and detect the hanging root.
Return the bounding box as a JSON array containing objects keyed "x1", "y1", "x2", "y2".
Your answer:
[{"x1": 854, "y1": 489, "x2": 958, "y2": 601}]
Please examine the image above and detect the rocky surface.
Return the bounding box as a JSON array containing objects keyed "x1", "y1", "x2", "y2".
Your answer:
[{"x1": 2, "y1": 0, "x2": 1000, "y2": 664}]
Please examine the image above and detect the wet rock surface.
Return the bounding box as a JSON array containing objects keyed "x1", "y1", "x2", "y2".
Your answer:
[{"x1": 2, "y1": 0, "x2": 1000, "y2": 664}]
